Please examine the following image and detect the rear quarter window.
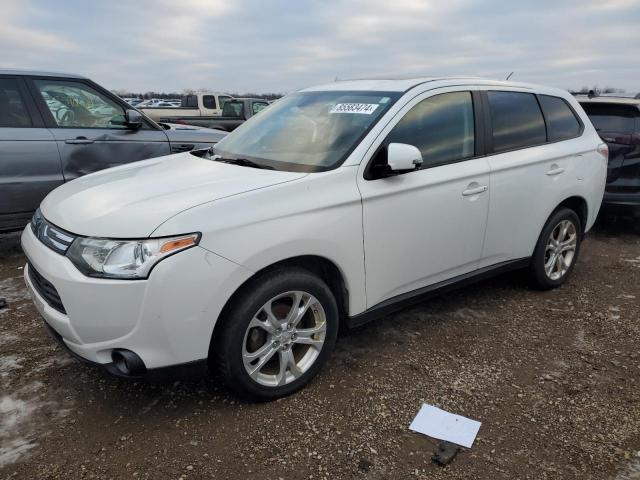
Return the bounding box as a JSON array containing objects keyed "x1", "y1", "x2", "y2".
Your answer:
[
  {"x1": 487, "y1": 91, "x2": 546, "y2": 153},
  {"x1": 538, "y1": 95, "x2": 582, "y2": 141}
]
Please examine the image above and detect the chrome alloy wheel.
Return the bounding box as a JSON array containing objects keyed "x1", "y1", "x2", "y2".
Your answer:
[
  {"x1": 544, "y1": 219, "x2": 577, "y2": 281},
  {"x1": 242, "y1": 291, "x2": 327, "y2": 387}
]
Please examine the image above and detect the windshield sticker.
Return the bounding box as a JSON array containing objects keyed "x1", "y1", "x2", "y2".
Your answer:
[{"x1": 330, "y1": 103, "x2": 379, "y2": 115}]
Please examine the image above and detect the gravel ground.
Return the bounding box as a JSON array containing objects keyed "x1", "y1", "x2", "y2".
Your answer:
[{"x1": 1, "y1": 209, "x2": 639, "y2": 480}]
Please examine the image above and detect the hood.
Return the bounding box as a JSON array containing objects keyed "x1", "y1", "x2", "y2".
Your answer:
[
  {"x1": 41, "y1": 152, "x2": 307, "y2": 238},
  {"x1": 161, "y1": 123, "x2": 227, "y2": 144}
]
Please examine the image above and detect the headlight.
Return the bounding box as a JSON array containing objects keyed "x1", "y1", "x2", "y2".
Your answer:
[{"x1": 66, "y1": 233, "x2": 200, "y2": 279}]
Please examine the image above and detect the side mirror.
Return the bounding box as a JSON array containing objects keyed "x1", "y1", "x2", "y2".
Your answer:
[
  {"x1": 125, "y1": 109, "x2": 143, "y2": 129},
  {"x1": 387, "y1": 143, "x2": 423, "y2": 172}
]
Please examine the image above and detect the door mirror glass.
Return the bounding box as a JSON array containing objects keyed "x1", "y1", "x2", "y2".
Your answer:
[
  {"x1": 125, "y1": 109, "x2": 142, "y2": 129},
  {"x1": 387, "y1": 143, "x2": 423, "y2": 171}
]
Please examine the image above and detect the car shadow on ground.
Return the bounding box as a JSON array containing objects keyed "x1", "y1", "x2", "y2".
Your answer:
[{"x1": 592, "y1": 205, "x2": 640, "y2": 237}]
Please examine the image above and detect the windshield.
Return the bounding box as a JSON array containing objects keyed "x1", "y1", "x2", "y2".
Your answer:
[{"x1": 212, "y1": 91, "x2": 401, "y2": 172}]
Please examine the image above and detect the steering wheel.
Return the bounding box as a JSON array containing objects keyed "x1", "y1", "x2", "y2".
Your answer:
[{"x1": 58, "y1": 109, "x2": 75, "y2": 126}]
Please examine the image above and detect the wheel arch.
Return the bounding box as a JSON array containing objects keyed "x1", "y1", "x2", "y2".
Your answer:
[
  {"x1": 557, "y1": 195, "x2": 588, "y2": 235},
  {"x1": 208, "y1": 255, "x2": 349, "y2": 359}
]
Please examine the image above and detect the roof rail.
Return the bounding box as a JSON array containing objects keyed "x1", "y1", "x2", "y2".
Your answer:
[{"x1": 333, "y1": 74, "x2": 482, "y2": 82}]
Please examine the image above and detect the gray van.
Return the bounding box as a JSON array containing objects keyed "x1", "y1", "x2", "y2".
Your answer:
[{"x1": 0, "y1": 70, "x2": 226, "y2": 232}]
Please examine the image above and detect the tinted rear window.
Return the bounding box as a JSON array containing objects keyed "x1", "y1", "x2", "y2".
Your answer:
[
  {"x1": 538, "y1": 95, "x2": 582, "y2": 141},
  {"x1": 581, "y1": 103, "x2": 638, "y2": 133},
  {"x1": 488, "y1": 91, "x2": 546, "y2": 153}
]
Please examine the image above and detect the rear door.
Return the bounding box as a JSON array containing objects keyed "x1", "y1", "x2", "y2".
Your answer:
[
  {"x1": 0, "y1": 76, "x2": 62, "y2": 230},
  {"x1": 27, "y1": 77, "x2": 171, "y2": 182},
  {"x1": 480, "y1": 90, "x2": 584, "y2": 266}
]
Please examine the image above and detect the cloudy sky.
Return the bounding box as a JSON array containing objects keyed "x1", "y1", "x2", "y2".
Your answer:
[{"x1": 2, "y1": 0, "x2": 639, "y2": 94}]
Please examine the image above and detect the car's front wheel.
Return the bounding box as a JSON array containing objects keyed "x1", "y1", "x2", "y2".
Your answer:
[
  {"x1": 214, "y1": 268, "x2": 338, "y2": 401},
  {"x1": 530, "y1": 207, "x2": 582, "y2": 289}
]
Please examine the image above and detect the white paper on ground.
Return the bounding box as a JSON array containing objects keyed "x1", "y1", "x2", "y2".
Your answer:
[{"x1": 409, "y1": 404, "x2": 481, "y2": 448}]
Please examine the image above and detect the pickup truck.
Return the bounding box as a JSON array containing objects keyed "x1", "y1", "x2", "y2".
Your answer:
[
  {"x1": 140, "y1": 92, "x2": 233, "y2": 121},
  {"x1": 168, "y1": 98, "x2": 271, "y2": 131}
]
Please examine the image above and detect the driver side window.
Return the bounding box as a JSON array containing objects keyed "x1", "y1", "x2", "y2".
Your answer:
[
  {"x1": 33, "y1": 80, "x2": 127, "y2": 129},
  {"x1": 387, "y1": 91, "x2": 475, "y2": 169}
]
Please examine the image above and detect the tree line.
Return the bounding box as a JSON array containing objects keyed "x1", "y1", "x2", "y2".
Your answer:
[
  {"x1": 568, "y1": 86, "x2": 639, "y2": 97},
  {"x1": 112, "y1": 89, "x2": 283, "y2": 100}
]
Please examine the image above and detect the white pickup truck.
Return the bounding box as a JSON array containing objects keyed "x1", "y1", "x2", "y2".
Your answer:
[{"x1": 139, "y1": 92, "x2": 233, "y2": 121}]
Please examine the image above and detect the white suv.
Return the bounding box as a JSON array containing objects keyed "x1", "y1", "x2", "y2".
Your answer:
[{"x1": 22, "y1": 77, "x2": 607, "y2": 400}]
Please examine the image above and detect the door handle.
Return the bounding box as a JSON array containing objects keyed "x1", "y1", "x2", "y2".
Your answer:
[
  {"x1": 462, "y1": 185, "x2": 488, "y2": 196},
  {"x1": 546, "y1": 164, "x2": 565, "y2": 176},
  {"x1": 65, "y1": 137, "x2": 95, "y2": 145}
]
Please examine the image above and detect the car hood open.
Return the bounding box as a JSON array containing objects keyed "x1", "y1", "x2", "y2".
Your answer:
[{"x1": 40, "y1": 152, "x2": 307, "y2": 238}]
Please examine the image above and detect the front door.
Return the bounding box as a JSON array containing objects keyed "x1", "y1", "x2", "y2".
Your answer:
[
  {"x1": 357, "y1": 90, "x2": 490, "y2": 307},
  {"x1": 28, "y1": 77, "x2": 171, "y2": 182}
]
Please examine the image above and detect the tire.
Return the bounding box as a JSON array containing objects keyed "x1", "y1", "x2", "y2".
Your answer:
[
  {"x1": 213, "y1": 268, "x2": 339, "y2": 401},
  {"x1": 529, "y1": 207, "x2": 582, "y2": 290}
]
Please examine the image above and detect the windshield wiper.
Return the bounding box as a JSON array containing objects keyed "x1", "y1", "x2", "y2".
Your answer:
[{"x1": 212, "y1": 155, "x2": 274, "y2": 170}]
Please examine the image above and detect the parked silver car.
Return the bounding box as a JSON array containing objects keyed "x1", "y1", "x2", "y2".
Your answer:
[{"x1": 0, "y1": 70, "x2": 227, "y2": 232}]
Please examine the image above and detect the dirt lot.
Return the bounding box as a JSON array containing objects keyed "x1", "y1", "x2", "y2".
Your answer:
[{"x1": 1, "y1": 209, "x2": 639, "y2": 480}]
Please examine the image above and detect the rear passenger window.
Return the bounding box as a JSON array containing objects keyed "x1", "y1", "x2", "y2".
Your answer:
[
  {"x1": 488, "y1": 91, "x2": 546, "y2": 152},
  {"x1": 387, "y1": 91, "x2": 475, "y2": 168},
  {"x1": 203, "y1": 95, "x2": 216, "y2": 109},
  {"x1": 0, "y1": 78, "x2": 32, "y2": 127},
  {"x1": 539, "y1": 95, "x2": 581, "y2": 141}
]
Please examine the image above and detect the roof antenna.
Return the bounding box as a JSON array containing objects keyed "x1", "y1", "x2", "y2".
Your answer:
[{"x1": 505, "y1": 72, "x2": 514, "y2": 80}]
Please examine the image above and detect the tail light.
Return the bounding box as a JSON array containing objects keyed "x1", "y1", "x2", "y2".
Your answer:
[{"x1": 597, "y1": 143, "x2": 609, "y2": 161}]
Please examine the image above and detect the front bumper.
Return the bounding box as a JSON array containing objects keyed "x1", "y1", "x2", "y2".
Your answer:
[
  {"x1": 21, "y1": 225, "x2": 253, "y2": 373},
  {"x1": 42, "y1": 320, "x2": 208, "y2": 380}
]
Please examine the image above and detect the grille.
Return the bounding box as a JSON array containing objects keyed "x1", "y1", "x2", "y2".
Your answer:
[
  {"x1": 30, "y1": 209, "x2": 76, "y2": 255},
  {"x1": 28, "y1": 263, "x2": 66, "y2": 314}
]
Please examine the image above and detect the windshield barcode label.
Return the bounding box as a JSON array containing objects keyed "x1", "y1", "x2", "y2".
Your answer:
[{"x1": 330, "y1": 103, "x2": 379, "y2": 114}]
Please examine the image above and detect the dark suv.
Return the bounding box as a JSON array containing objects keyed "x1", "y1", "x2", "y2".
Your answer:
[
  {"x1": 577, "y1": 95, "x2": 640, "y2": 207},
  {"x1": 0, "y1": 70, "x2": 226, "y2": 232}
]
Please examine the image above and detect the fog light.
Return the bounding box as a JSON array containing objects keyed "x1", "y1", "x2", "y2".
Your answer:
[{"x1": 111, "y1": 349, "x2": 146, "y2": 376}]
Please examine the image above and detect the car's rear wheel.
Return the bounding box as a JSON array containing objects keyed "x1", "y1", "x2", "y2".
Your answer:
[
  {"x1": 214, "y1": 268, "x2": 338, "y2": 401},
  {"x1": 530, "y1": 207, "x2": 582, "y2": 290}
]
